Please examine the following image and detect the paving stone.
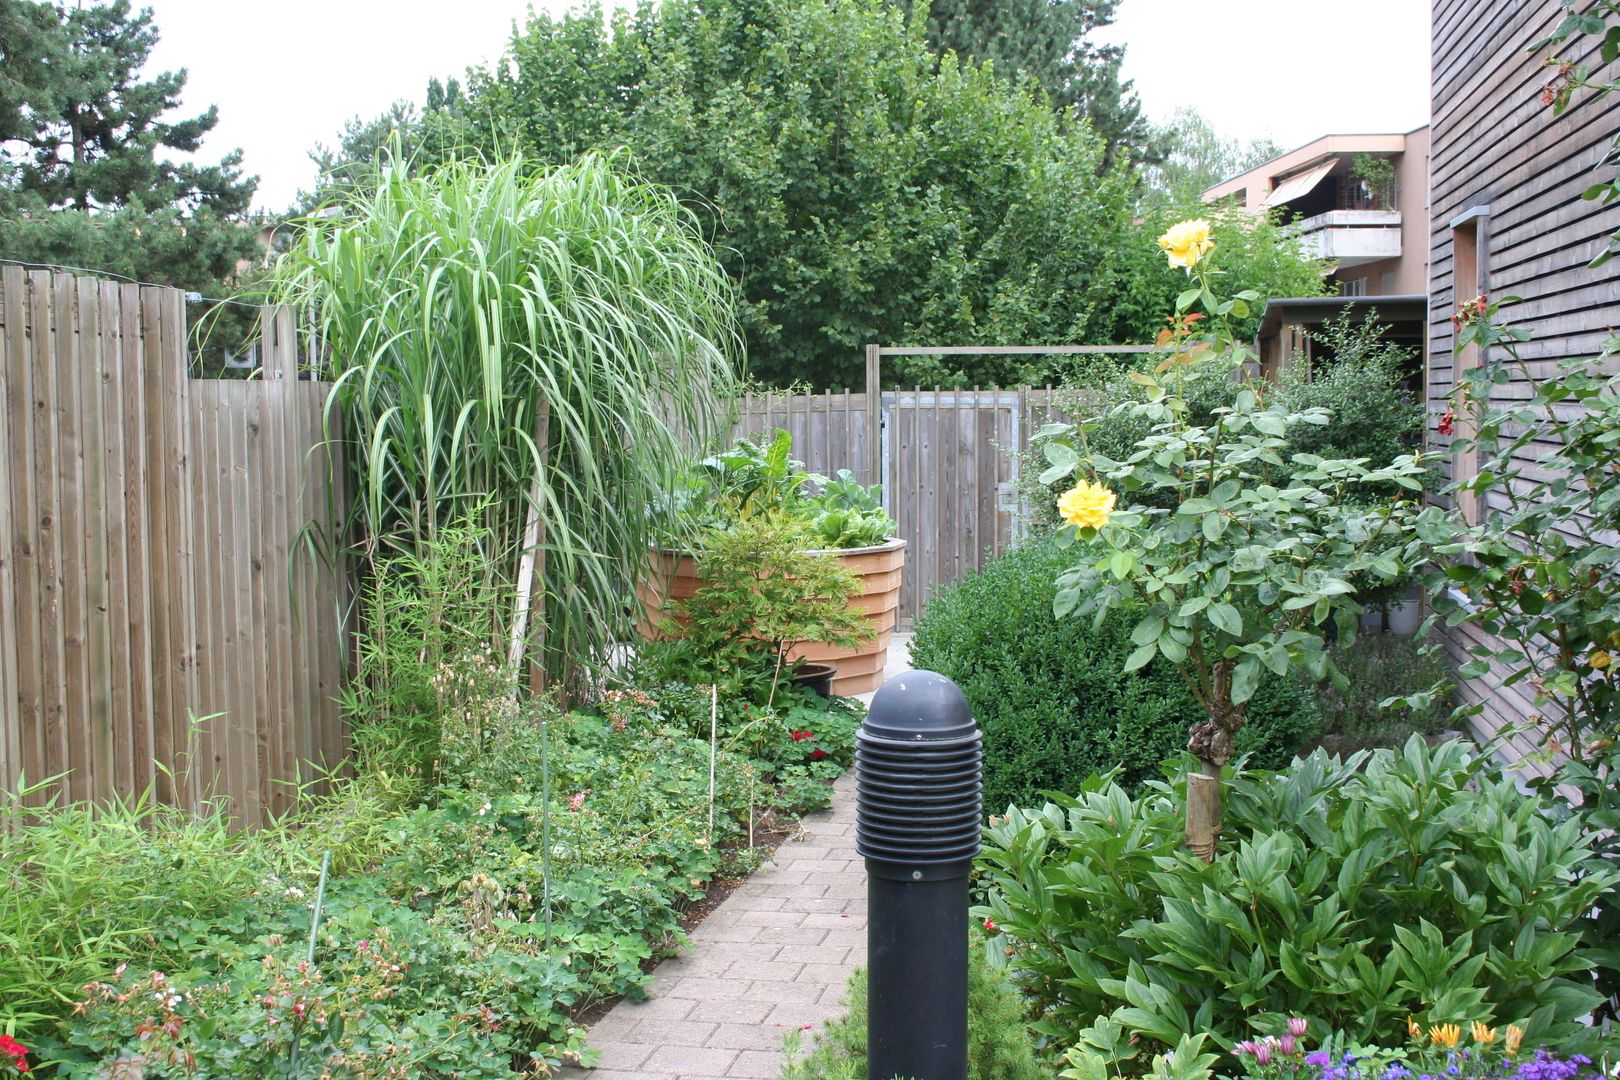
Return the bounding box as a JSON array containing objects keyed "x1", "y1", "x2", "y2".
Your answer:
[{"x1": 643, "y1": 1045, "x2": 739, "y2": 1074}]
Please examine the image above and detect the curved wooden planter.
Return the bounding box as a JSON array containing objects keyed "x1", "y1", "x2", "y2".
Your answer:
[{"x1": 636, "y1": 538, "x2": 907, "y2": 696}]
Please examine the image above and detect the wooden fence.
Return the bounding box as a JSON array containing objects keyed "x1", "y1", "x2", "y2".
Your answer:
[
  {"x1": 0, "y1": 268, "x2": 347, "y2": 824},
  {"x1": 728, "y1": 345, "x2": 1144, "y2": 625}
]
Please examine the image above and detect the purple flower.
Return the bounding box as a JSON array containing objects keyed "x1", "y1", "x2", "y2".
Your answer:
[
  {"x1": 1288, "y1": 1017, "x2": 1309, "y2": 1039},
  {"x1": 1307, "y1": 1051, "x2": 1333, "y2": 1068}
]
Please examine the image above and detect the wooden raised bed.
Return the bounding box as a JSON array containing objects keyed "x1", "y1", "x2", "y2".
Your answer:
[{"x1": 636, "y1": 538, "x2": 907, "y2": 696}]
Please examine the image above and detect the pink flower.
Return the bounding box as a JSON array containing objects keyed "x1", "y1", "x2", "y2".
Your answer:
[
  {"x1": 1280, "y1": 1034, "x2": 1298, "y2": 1056},
  {"x1": 1287, "y1": 1017, "x2": 1308, "y2": 1038},
  {"x1": 983, "y1": 917, "x2": 998, "y2": 933},
  {"x1": 569, "y1": 790, "x2": 590, "y2": 811},
  {"x1": 1253, "y1": 1041, "x2": 1274, "y2": 1066}
]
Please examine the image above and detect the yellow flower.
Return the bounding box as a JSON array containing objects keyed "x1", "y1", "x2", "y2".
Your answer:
[
  {"x1": 1504, "y1": 1025, "x2": 1525, "y2": 1056},
  {"x1": 1471, "y1": 1022, "x2": 1498, "y2": 1046},
  {"x1": 1158, "y1": 219, "x2": 1216, "y2": 269},
  {"x1": 1590, "y1": 650, "x2": 1611, "y2": 670},
  {"x1": 1057, "y1": 480, "x2": 1117, "y2": 531},
  {"x1": 1407, "y1": 1017, "x2": 1424, "y2": 1041},
  {"x1": 1429, "y1": 1024, "x2": 1461, "y2": 1049}
]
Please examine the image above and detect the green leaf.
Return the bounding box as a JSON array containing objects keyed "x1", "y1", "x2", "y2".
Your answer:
[
  {"x1": 1208, "y1": 602, "x2": 1243, "y2": 637},
  {"x1": 1124, "y1": 643, "x2": 1157, "y2": 672},
  {"x1": 1131, "y1": 616, "x2": 1165, "y2": 646},
  {"x1": 1202, "y1": 514, "x2": 1226, "y2": 542},
  {"x1": 1175, "y1": 287, "x2": 1201, "y2": 312},
  {"x1": 1231, "y1": 657, "x2": 1261, "y2": 704}
]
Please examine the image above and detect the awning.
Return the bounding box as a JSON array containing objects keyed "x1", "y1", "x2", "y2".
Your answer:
[{"x1": 1262, "y1": 159, "x2": 1338, "y2": 208}]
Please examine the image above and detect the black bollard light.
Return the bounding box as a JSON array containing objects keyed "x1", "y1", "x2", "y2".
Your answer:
[{"x1": 856, "y1": 670, "x2": 982, "y2": 1080}]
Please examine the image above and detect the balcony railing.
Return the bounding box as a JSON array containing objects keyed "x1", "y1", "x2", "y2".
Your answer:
[{"x1": 1287, "y1": 209, "x2": 1402, "y2": 265}]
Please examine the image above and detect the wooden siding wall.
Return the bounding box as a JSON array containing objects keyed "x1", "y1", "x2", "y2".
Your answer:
[
  {"x1": 0, "y1": 269, "x2": 347, "y2": 824},
  {"x1": 1429, "y1": 2, "x2": 1620, "y2": 756}
]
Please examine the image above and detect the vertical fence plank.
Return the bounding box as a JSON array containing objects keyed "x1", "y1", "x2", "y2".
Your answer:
[
  {"x1": 55, "y1": 276, "x2": 92, "y2": 801},
  {"x1": 0, "y1": 272, "x2": 20, "y2": 798},
  {"x1": 189, "y1": 384, "x2": 222, "y2": 800},
  {"x1": 2, "y1": 268, "x2": 43, "y2": 802},
  {"x1": 160, "y1": 289, "x2": 201, "y2": 803},
  {"x1": 119, "y1": 283, "x2": 155, "y2": 797},
  {"x1": 100, "y1": 281, "x2": 135, "y2": 800},
  {"x1": 78, "y1": 278, "x2": 115, "y2": 802},
  {"x1": 139, "y1": 285, "x2": 178, "y2": 803},
  {"x1": 31, "y1": 273, "x2": 69, "y2": 796}
]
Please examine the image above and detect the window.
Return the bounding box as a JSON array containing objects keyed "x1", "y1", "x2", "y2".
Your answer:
[
  {"x1": 1450, "y1": 213, "x2": 1487, "y2": 524},
  {"x1": 1339, "y1": 276, "x2": 1369, "y2": 297}
]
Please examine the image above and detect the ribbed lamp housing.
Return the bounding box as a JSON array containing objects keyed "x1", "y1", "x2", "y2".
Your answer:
[{"x1": 855, "y1": 671, "x2": 982, "y2": 878}]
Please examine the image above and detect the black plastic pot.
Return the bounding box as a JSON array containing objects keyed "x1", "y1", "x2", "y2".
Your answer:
[{"x1": 790, "y1": 661, "x2": 837, "y2": 697}]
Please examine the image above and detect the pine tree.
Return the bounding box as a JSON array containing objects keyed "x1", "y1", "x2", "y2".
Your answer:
[{"x1": 0, "y1": 0, "x2": 259, "y2": 292}]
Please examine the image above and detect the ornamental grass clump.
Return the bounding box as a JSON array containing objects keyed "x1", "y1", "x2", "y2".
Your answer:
[
  {"x1": 1036, "y1": 218, "x2": 1432, "y2": 856},
  {"x1": 270, "y1": 151, "x2": 741, "y2": 688}
]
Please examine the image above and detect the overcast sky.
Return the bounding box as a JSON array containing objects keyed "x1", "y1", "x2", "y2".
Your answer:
[{"x1": 140, "y1": 0, "x2": 1432, "y2": 212}]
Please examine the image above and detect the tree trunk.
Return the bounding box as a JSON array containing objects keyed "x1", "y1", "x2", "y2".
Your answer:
[{"x1": 1184, "y1": 661, "x2": 1244, "y2": 862}]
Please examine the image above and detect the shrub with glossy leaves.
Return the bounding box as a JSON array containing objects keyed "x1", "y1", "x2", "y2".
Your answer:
[
  {"x1": 911, "y1": 541, "x2": 1321, "y2": 812},
  {"x1": 975, "y1": 738, "x2": 1619, "y2": 1064}
]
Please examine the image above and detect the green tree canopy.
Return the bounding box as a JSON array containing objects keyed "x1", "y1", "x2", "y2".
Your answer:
[
  {"x1": 0, "y1": 0, "x2": 259, "y2": 293},
  {"x1": 1145, "y1": 106, "x2": 1283, "y2": 202},
  {"x1": 902, "y1": 0, "x2": 1154, "y2": 169},
  {"x1": 311, "y1": 0, "x2": 1325, "y2": 389}
]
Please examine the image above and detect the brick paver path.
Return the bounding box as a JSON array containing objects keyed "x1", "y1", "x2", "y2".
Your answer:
[
  {"x1": 558, "y1": 636, "x2": 910, "y2": 1080},
  {"x1": 556, "y1": 771, "x2": 866, "y2": 1079}
]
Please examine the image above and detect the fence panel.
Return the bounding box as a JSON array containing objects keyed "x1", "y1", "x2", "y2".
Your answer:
[{"x1": 0, "y1": 269, "x2": 345, "y2": 824}]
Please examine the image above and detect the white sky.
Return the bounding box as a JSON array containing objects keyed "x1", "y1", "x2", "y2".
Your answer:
[{"x1": 140, "y1": 0, "x2": 1432, "y2": 212}]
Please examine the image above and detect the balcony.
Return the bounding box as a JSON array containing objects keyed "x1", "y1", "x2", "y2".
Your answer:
[{"x1": 1290, "y1": 209, "x2": 1402, "y2": 266}]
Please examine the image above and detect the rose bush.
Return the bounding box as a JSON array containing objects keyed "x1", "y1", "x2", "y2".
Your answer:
[{"x1": 1037, "y1": 220, "x2": 1433, "y2": 852}]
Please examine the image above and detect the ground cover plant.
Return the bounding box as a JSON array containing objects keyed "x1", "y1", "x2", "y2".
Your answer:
[
  {"x1": 3, "y1": 678, "x2": 858, "y2": 1078},
  {"x1": 910, "y1": 539, "x2": 1322, "y2": 813},
  {"x1": 976, "y1": 738, "x2": 1620, "y2": 1069}
]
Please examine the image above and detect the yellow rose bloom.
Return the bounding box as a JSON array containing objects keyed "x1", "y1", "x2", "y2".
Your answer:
[
  {"x1": 1057, "y1": 480, "x2": 1117, "y2": 531},
  {"x1": 1429, "y1": 1024, "x2": 1462, "y2": 1049},
  {"x1": 1158, "y1": 218, "x2": 1216, "y2": 269}
]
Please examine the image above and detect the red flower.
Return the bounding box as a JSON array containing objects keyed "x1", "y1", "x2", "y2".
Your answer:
[
  {"x1": 1437, "y1": 408, "x2": 1456, "y2": 437},
  {"x1": 790, "y1": 730, "x2": 815, "y2": 742},
  {"x1": 809, "y1": 748, "x2": 828, "y2": 761},
  {"x1": 983, "y1": 917, "x2": 998, "y2": 933},
  {"x1": 0, "y1": 1035, "x2": 29, "y2": 1073}
]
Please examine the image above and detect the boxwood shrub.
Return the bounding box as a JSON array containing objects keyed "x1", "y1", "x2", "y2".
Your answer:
[{"x1": 910, "y1": 541, "x2": 1321, "y2": 813}]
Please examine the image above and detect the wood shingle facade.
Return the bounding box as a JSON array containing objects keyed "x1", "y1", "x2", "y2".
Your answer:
[{"x1": 1429, "y1": 1, "x2": 1620, "y2": 757}]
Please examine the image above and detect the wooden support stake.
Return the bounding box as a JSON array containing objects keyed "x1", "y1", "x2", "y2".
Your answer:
[{"x1": 1184, "y1": 771, "x2": 1221, "y2": 863}]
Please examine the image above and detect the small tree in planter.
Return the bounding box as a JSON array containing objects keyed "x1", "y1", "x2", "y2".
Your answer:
[
  {"x1": 1037, "y1": 220, "x2": 1433, "y2": 857},
  {"x1": 650, "y1": 516, "x2": 869, "y2": 709}
]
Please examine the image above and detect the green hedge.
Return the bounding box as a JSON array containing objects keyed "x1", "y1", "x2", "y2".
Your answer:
[{"x1": 910, "y1": 541, "x2": 1321, "y2": 813}]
